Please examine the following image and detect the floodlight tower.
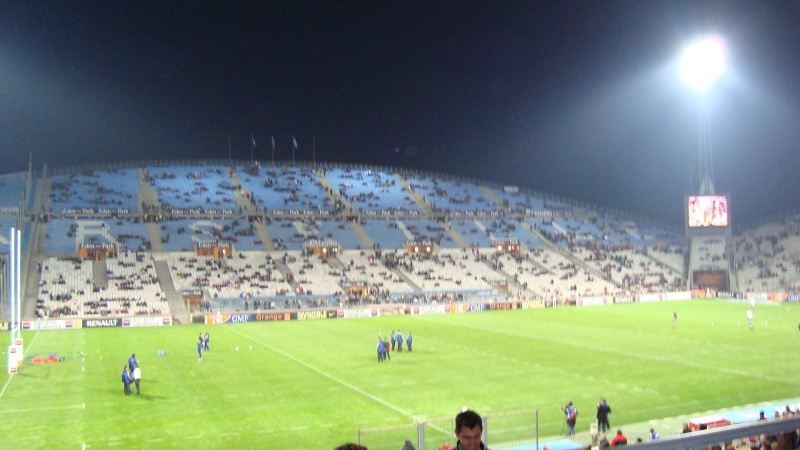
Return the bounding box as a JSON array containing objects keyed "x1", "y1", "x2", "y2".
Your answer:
[{"x1": 680, "y1": 36, "x2": 726, "y2": 195}]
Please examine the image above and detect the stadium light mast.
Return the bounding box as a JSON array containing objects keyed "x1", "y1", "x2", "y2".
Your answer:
[{"x1": 680, "y1": 35, "x2": 726, "y2": 195}]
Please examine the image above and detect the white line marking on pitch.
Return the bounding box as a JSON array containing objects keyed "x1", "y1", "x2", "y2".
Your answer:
[
  {"x1": 0, "y1": 403, "x2": 86, "y2": 414},
  {"x1": 0, "y1": 332, "x2": 42, "y2": 402},
  {"x1": 226, "y1": 326, "x2": 418, "y2": 420}
]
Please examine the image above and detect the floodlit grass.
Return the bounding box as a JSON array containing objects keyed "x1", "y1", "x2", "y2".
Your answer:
[{"x1": 1, "y1": 299, "x2": 799, "y2": 449}]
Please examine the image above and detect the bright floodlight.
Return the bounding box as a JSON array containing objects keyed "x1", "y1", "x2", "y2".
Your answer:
[{"x1": 680, "y1": 36, "x2": 726, "y2": 92}]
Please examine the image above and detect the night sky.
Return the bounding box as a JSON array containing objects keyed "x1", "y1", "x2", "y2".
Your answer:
[{"x1": 1, "y1": 1, "x2": 799, "y2": 227}]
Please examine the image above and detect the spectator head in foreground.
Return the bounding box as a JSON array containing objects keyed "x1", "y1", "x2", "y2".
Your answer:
[
  {"x1": 333, "y1": 444, "x2": 367, "y2": 450},
  {"x1": 455, "y1": 409, "x2": 485, "y2": 450}
]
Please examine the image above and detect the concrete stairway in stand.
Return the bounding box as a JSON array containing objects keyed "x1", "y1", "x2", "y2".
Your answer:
[{"x1": 154, "y1": 260, "x2": 190, "y2": 324}]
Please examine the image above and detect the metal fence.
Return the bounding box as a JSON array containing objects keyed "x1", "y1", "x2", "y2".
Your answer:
[{"x1": 358, "y1": 408, "x2": 538, "y2": 450}]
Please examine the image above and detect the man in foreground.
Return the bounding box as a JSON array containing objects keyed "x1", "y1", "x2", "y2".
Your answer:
[{"x1": 454, "y1": 409, "x2": 486, "y2": 450}]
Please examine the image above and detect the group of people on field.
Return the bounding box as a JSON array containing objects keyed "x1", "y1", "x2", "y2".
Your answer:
[
  {"x1": 120, "y1": 353, "x2": 141, "y2": 395},
  {"x1": 376, "y1": 330, "x2": 413, "y2": 362}
]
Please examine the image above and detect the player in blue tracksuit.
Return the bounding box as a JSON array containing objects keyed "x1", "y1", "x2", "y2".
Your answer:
[
  {"x1": 377, "y1": 338, "x2": 386, "y2": 362},
  {"x1": 390, "y1": 330, "x2": 397, "y2": 351},
  {"x1": 197, "y1": 337, "x2": 204, "y2": 360},
  {"x1": 121, "y1": 366, "x2": 131, "y2": 395},
  {"x1": 396, "y1": 330, "x2": 403, "y2": 352},
  {"x1": 406, "y1": 332, "x2": 412, "y2": 352},
  {"x1": 128, "y1": 353, "x2": 138, "y2": 373},
  {"x1": 204, "y1": 332, "x2": 210, "y2": 351}
]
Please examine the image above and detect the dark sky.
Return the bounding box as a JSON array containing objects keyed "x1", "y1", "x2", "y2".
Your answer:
[{"x1": 2, "y1": 1, "x2": 799, "y2": 227}]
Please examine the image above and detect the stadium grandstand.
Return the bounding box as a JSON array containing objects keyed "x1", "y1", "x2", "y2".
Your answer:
[
  {"x1": 2, "y1": 159, "x2": 800, "y2": 326},
  {"x1": 4, "y1": 159, "x2": 800, "y2": 449}
]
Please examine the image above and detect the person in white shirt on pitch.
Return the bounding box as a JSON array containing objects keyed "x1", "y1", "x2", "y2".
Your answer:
[{"x1": 132, "y1": 364, "x2": 141, "y2": 394}]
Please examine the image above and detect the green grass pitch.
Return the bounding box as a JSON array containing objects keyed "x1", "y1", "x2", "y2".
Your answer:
[{"x1": 1, "y1": 299, "x2": 798, "y2": 449}]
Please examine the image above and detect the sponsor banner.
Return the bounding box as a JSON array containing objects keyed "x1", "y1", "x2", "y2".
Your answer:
[
  {"x1": 80, "y1": 243, "x2": 114, "y2": 249},
  {"x1": 121, "y1": 316, "x2": 173, "y2": 328},
  {"x1": 637, "y1": 293, "x2": 661, "y2": 303},
  {"x1": 451, "y1": 304, "x2": 469, "y2": 313},
  {"x1": 748, "y1": 292, "x2": 769, "y2": 301},
  {"x1": 336, "y1": 308, "x2": 380, "y2": 319},
  {"x1": 663, "y1": 291, "x2": 690, "y2": 301},
  {"x1": 769, "y1": 292, "x2": 786, "y2": 302},
  {"x1": 251, "y1": 312, "x2": 292, "y2": 322},
  {"x1": 0, "y1": 321, "x2": 8, "y2": 331},
  {"x1": 449, "y1": 303, "x2": 487, "y2": 313},
  {"x1": 447, "y1": 210, "x2": 500, "y2": 218},
  {"x1": 786, "y1": 294, "x2": 800, "y2": 303},
  {"x1": 181, "y1": 290, "x2": 203, "y2": 297},
  {"x1": 525, "y1": 209, "x2": 573, "y2": 218},
  {"x1": 488, "y1": 302, "x2": 518, "y2": 311},
  {"x1": 293, "y1": 310, "x2": 336, "y2": 320},
  {"x1": 521, "y1": 300, "x2": 546, "y2": 309},
  {"x1": 466, "y1": 303, "x2": 486, "y2": 312},
  {"x1": 405, "y1": 305, "x2": 449, "y2": 316},
  {"x1": 21, "y1": 320, "x2": 82, "y2": 331},
  {"x1": 364, "y1": 210, "x2": 420, "y2": 217},
  {"x1": 203, "y1": 313, "x2": 252, "y2": 324},
  {"x1": 169, "y1": 208, "x2": 234, "y2": 215},
  {"x1": 271, "y1": 209, "x2": 331, "y2": 217},
  {"x1": 576, "y1": 296, "x2": 608, "y2": 307},
  {"x1": 83, "y1": 318, "x2": 121, "y2": 328},
  {"x1": 61, "y1": 207, "x2": 130, "y2": 215},
  {"x1": 614, "y1": 295, "x2": 635, "y2": 304},
  {"x1": 0, "y1": 206, "x2": 19, "y2": 213}
]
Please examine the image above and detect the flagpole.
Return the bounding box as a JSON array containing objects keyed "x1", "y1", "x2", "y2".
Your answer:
[
  {"x1": 228, "y1": 133, "x2": 231, "y2": 162},
  {"x1": 271, "y1": 135, "x2": 275, "y2": 164},
  {"x1": 250, "y1": 134, "x2": 254, "y2": 162},
  {"x1": 313, "y1": 135, "x2": 316, "y2": 166},
  {"x1": 292, "y1": 136, "x2": 296, "y2": 165}
]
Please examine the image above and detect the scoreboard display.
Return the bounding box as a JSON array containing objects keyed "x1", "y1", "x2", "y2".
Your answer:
[{"x1": 687, "y1": 195, "x2": 729, "y2": 228}]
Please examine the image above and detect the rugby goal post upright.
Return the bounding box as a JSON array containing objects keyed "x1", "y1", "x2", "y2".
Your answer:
[{"x1": 8, "y1": 228, "x2": 23, "y2": 374}]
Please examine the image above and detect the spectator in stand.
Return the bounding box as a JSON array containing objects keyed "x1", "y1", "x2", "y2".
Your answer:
[
  {"x1": 439, "y1": 440, "x2": 453, "y2": 450},
  {"x1": 610, "y1": 429, "x2": 627, "y2": 447},
  {"x1": 648, "y1": 428, "x2": 659, "y2": 441},
  {"x1": 402, "y1": 438, "x2": 416, "y2": 450}
]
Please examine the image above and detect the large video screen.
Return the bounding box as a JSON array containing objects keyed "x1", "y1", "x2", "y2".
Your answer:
[{"x1": 688, "y1": 195, "x2": 729, "y2": 227}]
